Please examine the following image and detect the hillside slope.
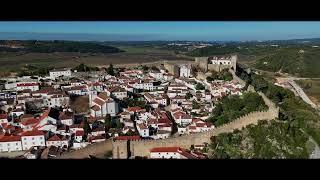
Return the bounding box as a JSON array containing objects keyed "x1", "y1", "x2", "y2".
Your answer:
[
  {"x1": 0, "y1": 40, "x2": 123, "y2": 54},
  {"x1": 254, "y1": 47, "x2": 320, "y2": 77}
]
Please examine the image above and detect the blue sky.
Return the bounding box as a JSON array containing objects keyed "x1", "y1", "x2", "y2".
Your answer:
[{"x1": 0, "y1": 21, "x2": 320, "y2": 41}]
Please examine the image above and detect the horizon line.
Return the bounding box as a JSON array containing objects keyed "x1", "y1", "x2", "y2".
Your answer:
[{"x1": 0, "y1": 31, "x2": 320, "y2": 42}]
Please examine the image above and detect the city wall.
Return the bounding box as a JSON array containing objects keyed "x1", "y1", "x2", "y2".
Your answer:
[
  {"x1": 113, "y1": 92, "x2": 279, "y2": 159},
  {"x1": 57, "y1": 139, "x2": 113, "y2": 159}
]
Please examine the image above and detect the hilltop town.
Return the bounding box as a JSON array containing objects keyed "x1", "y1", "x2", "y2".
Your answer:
[{"x1": 0, "y1": 55, "x2": 248, "y2": 159}]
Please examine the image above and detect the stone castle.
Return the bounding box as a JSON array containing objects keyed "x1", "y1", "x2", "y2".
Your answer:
[{"x1": 195, "y1": 55, "x2": 237, "y2": 72}]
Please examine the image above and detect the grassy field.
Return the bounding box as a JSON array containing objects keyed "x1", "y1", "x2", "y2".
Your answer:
[
  {"x1": 295, "y1": 79, "x2": 320, "y2": 105},
  {"x1": 114, "y1": 45, "x2": 175, "y2": 55},
  {"x1": 0, "y1": 46, "x2": 189, "y2": 72}
]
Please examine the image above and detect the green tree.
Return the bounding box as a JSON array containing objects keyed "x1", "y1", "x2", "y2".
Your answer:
[
  {"x1": 107, "y1": 64, "x2": 115, "y2": 76},
  {"x1": 195, "y1": 83, "x2": 205, "y2": 90},
  {"x1": 104, "y1": 114, "x2": 112, "y2": 132},
  {"x1": 186, "y1": 92, "x2": 193, "y2": 99},
  {"x1": 83, "y1": 118, "x2": 91, "y2": 140},
  {"x1": 192, "y1": 100, "x2": 201, "y2": 109}
]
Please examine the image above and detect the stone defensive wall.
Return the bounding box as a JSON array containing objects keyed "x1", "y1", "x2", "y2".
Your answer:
[
  {"x1": 113, "y1": 92, "x2": 279, "y2": 159},
  {"x1": 57, "y1": 139, "x2": 113, "y2": 159}
]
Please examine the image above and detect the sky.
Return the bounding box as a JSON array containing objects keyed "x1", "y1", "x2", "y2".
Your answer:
[{"x1": 0, "y1": 21, "x2": 320, "y2": 41}]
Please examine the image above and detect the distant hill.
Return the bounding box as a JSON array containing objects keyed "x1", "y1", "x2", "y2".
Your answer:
[
  {"x1": 186, "y1": 44, "x2": 280, "y2": 57},
  {"x1": 186, "y1": 39, "x2": 320, "y2": 78},
  {"x1": 254, "y1": 46, "x2": 320, "y2": 77},
  {"x1": 0, "y1": 40, "x2": 123, "y2": 54}
]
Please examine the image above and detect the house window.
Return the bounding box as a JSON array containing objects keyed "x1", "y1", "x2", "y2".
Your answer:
[
  {"x1": 40, "y1": 137, "x2": 43, "y2": 140},
  {"x1": 32, "y1": 142, "x2": 35, "y2": 145},
  {"x1": 16, "y1": 143, "x2": 18, "y2": 146},
  {"x1": 7, "y1": 144, "x2": 10, "y2": 146},
  {"x1": 32, "y1": 137, "x2": 34, "y2": 140}
]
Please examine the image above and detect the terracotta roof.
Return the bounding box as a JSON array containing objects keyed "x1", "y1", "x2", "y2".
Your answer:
[
  {"x1": 21, "y1": 130, "x2": 45, "y2": 136},
  {"x1": 115, "y1": 136, "x2": 141, "y2": 141},
  {"x1": 91, "y1": 105, "x2": 101, "y2": 111},
  {"x1": 93, "y1": 98, "x2": 105, "y2": 106},
  {"x1": 17, "y1": 83, "x2": 38, "y2": 87},
  {"x1": 97, "y1": 92, "x2": 109, "y2": 101},
  {"x1": 107, "y1": 86, "x2": 120, "y2": 93},
  {"x1": 173, "y1": 112, "x2": 191, "y2": 120},
  {"x1": 75, "y1": 130, "x2": 84, "y2": 136},
  {"x1": 126, "y1": 106, "x2": 142, "y2": 112},
  {"x1": 70, "y1": 124, "x2": 84, "y2": 129},
  {"x1": 33, "y1": 87, "x2": 55, "y2": 94},
  {"x1": 158, "y1": 118, "x2": 171, "y2": 124},
  {"x1": 195, "y1": 123, "x2": 206, "y2": 127},
  {"x1": 158, "y1": 123, "x2": 172, "y2": 128},
  {"x1": 47, "y1": 134, "x2": 61, "y2": 141},
  {"x1": 137, "y1": 123, "x2": 148, "y2": 130},
  {"x1": 0, "y1": 135, "x2": 21, "y2": 142},
  {"x1": 0, "y1": 114, "x2": 7, "y2": 119},
  {"x1": 150, "y1": 147, "x2": 180, "y2": 153},
  {"x1": 20, "y1": 118, "x2": 40, "y2": 126}
]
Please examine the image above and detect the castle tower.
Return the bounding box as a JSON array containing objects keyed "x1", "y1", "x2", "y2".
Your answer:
[{"x1": 230, "y1": 55, "x2": 237, "y2": 72}]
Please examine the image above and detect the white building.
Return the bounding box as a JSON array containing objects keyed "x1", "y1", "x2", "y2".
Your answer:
[
  {"x1": 16, "y1": 83, "x2": 39, "y2": 92},
  {"x1": 58, "y1": 112, "x2": 73, "y2": 126},
  {"x1": 137, "y1": 123, "x2": 149, "y2": 137},
  {"x1": 172, "y1": 111, "x2": 192, "y2": 126},
  {"x1": 179, "y1": 64, "x2": 192, "y2": 78},
  {"x1": 149, "y1": 71, "x2": 163, "y2": 81},
  {"x1": 21, "y1": 130, "x2": 46, "y2": 150},
  {"x1": 149, "y1": 147, "x2": 197, "y2": 159},
  {"x1": 48, "y1": 94, "x2": 69, "y2": 108},
  {"x1": 0, "y1": 135, "x2": 22, "y2": 152},
  {"x1": 10, "y1": 108, "x2": 24, "y2": 118},
  {"x1": 46, "y1": 134, "x2": 69, "y2": 148},
  {"x1": 106, "y1": 86, "x2": 127, "y2": 100},
  {"x1": 90, "y1": 92, "x2": 119, "y2": 117},
  {"x1": 49, "y1": 69, "x2": 72, "y2": 79}
]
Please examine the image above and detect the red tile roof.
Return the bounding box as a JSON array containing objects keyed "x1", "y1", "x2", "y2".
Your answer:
[
  {"x1": 20, "y1": 118, "x2": 40, "y2": 126},
  {"x1": 47, "y1": 134, "x2": 61, "y2": 141},
  {"x1": 17, "y1": 83, "x2": 38, "y2": 87},
  {"x1": 75, "y1": 130, "x2": 84, "y2": 136},
  {"x1": 91, "y1": 105, "x2": 101, "y2": 111},
  {"x1": 115, "y1": 136, "x2": 141, "y2": 141},
  {"x1": 21, "y1": 130, "x2": 45, "y2": 137},
  {"x1": 126, "y1": 106, "x2": 142, "y2": 112},
  {"x1": 137, "y1": 123, "x2": 148, "y2": 130},
  {"x1": 0, "y1": 114, "x2": 7, "y2": 119},
  {"x1": 91, "y1": 135, "x2": 105, "y2": 141},
  {"x1": 97, "y1": 92, "x2": 109, "y2": 101},
  {"x1": 93, "y1": 98, "x2": 105, "y2": 106},
  {"x1": 150, "y1": 147, "x2": 180, "y2": 153},
  {"x1": 0, "y1": 135, "x2": 21, "y2": 142}
]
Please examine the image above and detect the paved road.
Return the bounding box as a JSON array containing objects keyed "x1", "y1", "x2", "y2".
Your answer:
[
  {"x1": 287, "y1": 79, "x2": 318, "y2": 109},
  {"x1": 309, "y1": 136, "x2": 320, "y2": 159}
]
